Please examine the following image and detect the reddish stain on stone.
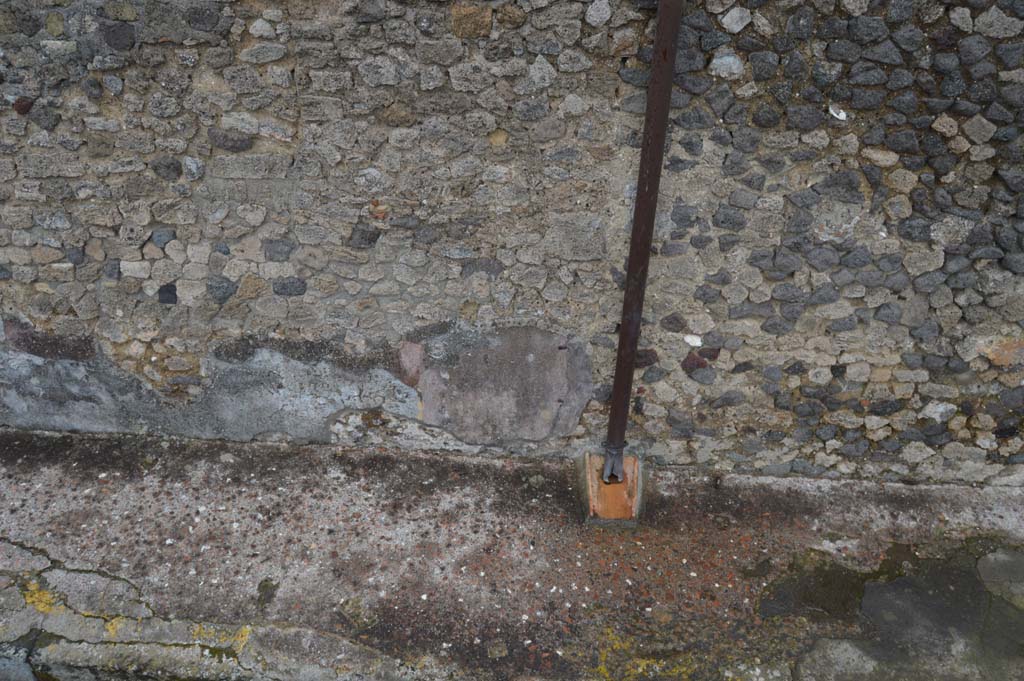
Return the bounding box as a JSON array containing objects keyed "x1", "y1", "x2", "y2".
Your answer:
[
  {"x1": 698, "y1": 347, "x2": 721, "y2": 361},
  {"x1": 13, "y1": 97, "x2": 34, "y2": 115},
  {"x1": 397, "y1": 340, "x2": 424, "y2": 387},
  {"x1": 979, "y1": 337, "x2": 1024, "y2": 367},
  {"x1": 635, "y1": 347, "x2": 659, "y2": 368},
  {"x1": 681, "y1": 351, "x2": 708, "y2": 371}
]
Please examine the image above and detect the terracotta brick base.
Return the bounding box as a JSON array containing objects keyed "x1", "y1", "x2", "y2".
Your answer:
[{"x1": 583, "y1": 452, "x2": 641, "y2": 523}]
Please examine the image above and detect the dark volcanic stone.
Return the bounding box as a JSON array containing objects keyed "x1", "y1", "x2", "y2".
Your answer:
[
  {"x1": 208, "y1": 127, "x2": 254, "y2": 152},
  {"x1": 712, "y1": 391, "x2": 746, "y2": 409},
  {"x1": 690, "y1": 367, "x2": 717, "y2": 385},
  {"x1": 959, "y1": 35, "x2": 992, "y2": 65},
  {"x1": 829, "y1": 316, "x2": 857, "y2": 332},
  {"x1": 850, "y1": 88, "x2": 887, "y2": 109},
  {"x1": 891, "y1": 25, "x2": 925, "y2": 51},
  {"x1": 840, "y1": 247, "x2": 871, "y2": 269},
  {"x1": 1003, "y1": 253, "x2": 1024, "y2": 273},
  {"x1": 27, "y1": 107, "x2": 61, "y2": 131},
  {"x1": 750, "y1": 51, "x2": 780, "y2": 80},
  {"x1": 753, "y1": 105, "x2": 782, "y2": 127},
  {"x1": 885, "y1": 129, "x2": 919, "y2": 153},
  {"x1": 65, "y1": 247, "x2": 85, "y2": 265},
  {"x1": 888, "y1": 68, "x2": 915, "y2": 90},
  {"x1": 207, "y1": 276, "x2": 238, "y2": 304},
  {"x1": 150, "y1": 155, "x2": 182, "y2": 181},
  {"x1": 83, "y1": 78, "x2": 104, "y2": 100},
  {"x1": 263, "y1": 239, "x2": 297, "y2": 262},
  {"x1": 911, "y1": 319, "x2": 940, "y2": 341},
  {"x1": 827, "y1": 40, "x2": 862, "y2": 62},
  {"x1": 273, "y1": 277, "x2": 307, "y2": 297},
  {"x1": 675, "y1": 47, "x2": 706, "y2": 73},
  {"x1": 809, "y1": 283, "x2": 841, "y2": 305},
  {"x1": 660, "y1": 312, "x2": 687, "y2": 332},
  {"x1": 784, "y1": 51, "x2": 808, "y2": 79},
  {"x1": 158, "y1": 283, "x2": 178, "y2": 305},
  {"x1": 889, "y1": 91, "x2": 918, "y2": 114},
  {"x1": 849, "y1": 62, "x2": 888, "y2": 85},
  {"x1": 772, "y1": 283, "x2": 808, "y2": 303},
  {"x1": 787, "y1": 104, "x2": 825, "y2": 130},
  {"x1": 187, "y1": 4, "x2": 223, "y2": 31},
  {"x1": 151, "y1": 229, "x2": 176, "y2": 248},
  {"x1": 814, "y1": 170, "x2": 864, "y2": 203},
  {"x1": 694, "y1": 284, "x2": 721, "y2": 303},
  {"x1": 887, "y1": 0, "x2": 914, "y2": 23},
  {"x1": 762, "y1": 317, "x2": 795, "y2": 335},
  {"x1": 876, "y1": 303, "x2": 902, "y2": 324},
  {"x1": 701, "y1": 30, "x2": 731, "y2": 51},
  {"x1": 348, "y1": 224, "x2": 382, "y2": 249},
  {"x1": 864, "y1": 40, "x2": 904, "y2": 65},
  {"x1": 713, "y1": 206, "x2": 747, "y2": 231},
  {"x1": 807, "y1": 246, "x2": 840, "y2": 271},
  {"x1": 101, "y1": 22, "x2": 136, "y2": 51},
  {"x1": 913, "y1": 271, "x2": 947, "y2": 292},
  {"x1": 869, "y1": 399, "x2": 904, "y2": 416},
  {"x1": 849, "y1": 16, "x2": 889, "y2": 44}
]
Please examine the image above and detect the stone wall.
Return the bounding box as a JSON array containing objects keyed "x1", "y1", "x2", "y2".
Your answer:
[{"x1": 1, "y1": 0, "x2": 1023, "y2": 486}]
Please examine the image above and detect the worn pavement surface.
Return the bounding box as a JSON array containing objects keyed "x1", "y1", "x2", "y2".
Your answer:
[{"x1": 1, "y1": 429, "x2": 1023, "y2": 680}]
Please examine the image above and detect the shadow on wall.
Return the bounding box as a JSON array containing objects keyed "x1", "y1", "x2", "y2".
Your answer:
[{"x1": 0, "y1": 319, "x2": 592, "y2": 448}]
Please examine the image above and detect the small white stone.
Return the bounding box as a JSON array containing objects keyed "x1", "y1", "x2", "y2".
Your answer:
[
  {"x1": 249, "y1": 18, "x2": 277, "y2": 39},
  {"x1": 237, "y1": 204, "x2": 267, "y2": 227},
  {"x1": 708, "y1": 49, "x2": 744, "y2": 80},
  {"x1": 683, "y1": 334, "x2": 702, "y2": 347},
  {"x1": 239, "y1": 43, "x2": 287, "y2": 64},
  {"x1": 828, "y1": 103, "x2": 847, "y2": 121},
  {"x1": 901, "y1": 442, "x2": 935, "y2": 464},
  {"x1": 931, "y1": 113, "x2": 958, "y2": 137},
  {"x1": 720, "y1": 7, "x2": 751, "y2": 33},
  {"x1": 840, "y1": 0, "x2": 869, "y2": 16},
  {"x1": 975, "y1": 6, "x2": 1024, "y2": 38},
  {"x1": 164, "y1": 240, "x2": 187, "y2": 264},
  {"x1": 752, "y1": 11, "x2": 775, "y2": 36},
  {"x1": 1000, "y1": 68, "x2": 1024, "y2": 83},
  {"x1": 120, "y1": 260, "x2": 151, "y2": 279},
  {"x1": 962, "y1": 114, "x2": 997, "y2": 144},
  {"x1": 584, "y1": 0, "x2": 611, "y2": 28},
  {"x1": 559, "y1": 93, "x2": 588, "y2": 117},
  {"x1": 921, "y1": 401, "x2": 957, "y2": 422}
]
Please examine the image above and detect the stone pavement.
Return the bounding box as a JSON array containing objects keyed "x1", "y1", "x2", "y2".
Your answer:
[{"x1": 1, "y1": 429, "x2": 1022, "y2": 680}]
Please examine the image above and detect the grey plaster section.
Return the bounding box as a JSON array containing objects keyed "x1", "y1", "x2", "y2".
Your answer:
[
  {"x1": 0, "y1": 347, "x2": 411, "y2": 443},
  {"x1": 978, "y1": 548, "x2": 1024, "y2": 609},
  {"x1": 0, "y1": 326, "x2": 591, "y2": 446},
  {"x1": 796, "y1": 556, "x2": 1024, "y2": 680},
  {"x1": 419, "y1": 326, "x2": 593, "y2": 444}
]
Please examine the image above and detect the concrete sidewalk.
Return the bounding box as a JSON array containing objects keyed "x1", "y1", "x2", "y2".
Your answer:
[{"x1": 1, "y1": 429, "x2": 1022, "y2": 680}]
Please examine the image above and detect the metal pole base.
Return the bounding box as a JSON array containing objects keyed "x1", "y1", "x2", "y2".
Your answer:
[{"x1": 602, "y1": 441, "x2": 626, "y2": 484}]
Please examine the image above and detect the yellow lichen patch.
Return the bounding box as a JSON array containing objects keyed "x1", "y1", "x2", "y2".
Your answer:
[
  {"x1": 105, "y1": 616, "x2": 126, "y2": 639},
  {"x1": 191, "y1": 623, "x2": 252, "y2": 654},
  {"x1": 488, "y1": 128, "x2": 509, "y2": 147},
  {"x1": 590, "y1": 628, "x2": 696, "y2": 681},
  {"x1": 22, "y1": 581, "x2": 59, "y2": 614},
  {"x1": 230, "y1": 625, "x2": 252, "y2": 653}
]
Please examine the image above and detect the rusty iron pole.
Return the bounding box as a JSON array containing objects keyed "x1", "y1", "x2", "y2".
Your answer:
[{"x1": 604, "y1": 0, "x2": 683, "y2": 484}]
